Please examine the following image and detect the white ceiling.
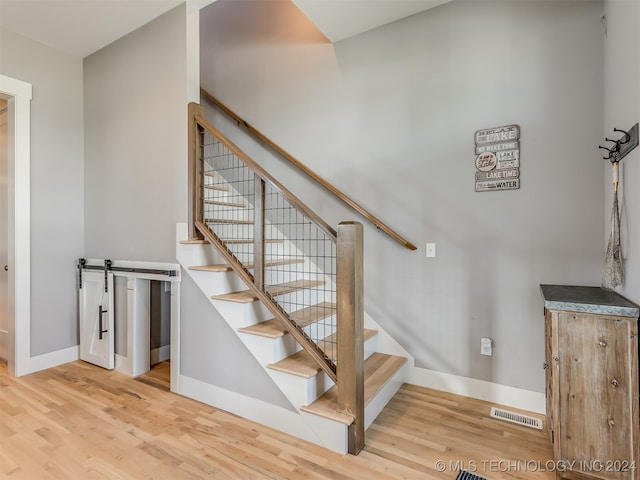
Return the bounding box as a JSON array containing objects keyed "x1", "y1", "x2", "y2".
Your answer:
[
  {"x1": 0, "y1": 0, "x2": 451, "y2": 59},
  {"x1": 292, "y1": 0, "x2": 452, "y2": 43},
  {"x1": 0, "y1": 0, "x2": 185, "y2": 58}
]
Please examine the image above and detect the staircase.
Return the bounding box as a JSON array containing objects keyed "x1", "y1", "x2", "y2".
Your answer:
[{"x1": 175, "y1": 102, "x2": 409, "y2": 455}]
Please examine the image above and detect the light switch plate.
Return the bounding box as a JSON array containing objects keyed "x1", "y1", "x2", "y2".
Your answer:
[{"x1": 426, "y1": 243, "x2": 436, "y2": 258}]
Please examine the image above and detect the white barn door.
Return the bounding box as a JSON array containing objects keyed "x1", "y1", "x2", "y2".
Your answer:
[{"x1": 79, "y1": 269, "x2": 114, "y2": 369}]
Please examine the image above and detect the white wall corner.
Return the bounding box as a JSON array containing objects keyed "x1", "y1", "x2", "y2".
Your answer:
[{"x1": 186, "y1": 1, "x2": 200, "y2": 104}]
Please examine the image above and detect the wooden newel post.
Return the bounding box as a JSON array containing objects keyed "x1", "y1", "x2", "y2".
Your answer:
[
  {"x1": 337, "y1": 221, "x2": 364, "y2": 455},
  {"x1": 188, "y1": 102, "x2": 205, "y2": 240}
]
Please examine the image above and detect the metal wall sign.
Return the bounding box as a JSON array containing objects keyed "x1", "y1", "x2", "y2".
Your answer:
[{"x1": 474, "y1": 124, "x2": 520, "y2": 192}]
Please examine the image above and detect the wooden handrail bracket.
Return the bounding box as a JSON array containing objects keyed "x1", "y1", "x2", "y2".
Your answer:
[{"x1": 200, "y1": 88, "x2": 417, "y2": 251}]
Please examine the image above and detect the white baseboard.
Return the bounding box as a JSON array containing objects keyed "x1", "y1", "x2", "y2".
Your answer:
[
  {"x1": 176, "y1": 373, "x2": 344, "y2": 452},
  {"x1": 407, "y1": 365, "x2": 546, "y2": 414},
  {"x1": 364, "y1": 313, "x2": 545, "y2": 414},
  {"x1": 0, "y1": 329, "x2": 7, "y2": 361},
  {"x1": 151, "y1": 345, "x2": 170, "y2": 365},
  {"x1": 19, "y1": 345, "x2": 79, "y2": 376},
  {"x1": 115, "y1": 353, "x2": 131, "y2": 376}
]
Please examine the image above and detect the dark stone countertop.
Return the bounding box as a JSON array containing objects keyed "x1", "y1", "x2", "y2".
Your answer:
[{"x1": 540, "y1": 284, "x2": 639, "y2": 317}]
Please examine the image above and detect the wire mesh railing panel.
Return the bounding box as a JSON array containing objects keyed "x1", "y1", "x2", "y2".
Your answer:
[
  {"x1": 201, "y1": 130, "x2": 255, "y2": 267},
  {"x1": 263, "y1": 183, "x2": 337, "y2": 366},
  {"x1": 198, "y1": 123, "x2": 338, "y2": 372}
]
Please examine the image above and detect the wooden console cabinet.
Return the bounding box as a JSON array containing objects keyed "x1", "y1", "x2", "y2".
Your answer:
[{"x1": 541, "y1": 285, "x2": 640, "y2": 480}]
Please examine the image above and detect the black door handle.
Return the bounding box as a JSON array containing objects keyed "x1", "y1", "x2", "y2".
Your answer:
[{"x1": 98, "y1": 305, "x2": 109, "y2": 340}]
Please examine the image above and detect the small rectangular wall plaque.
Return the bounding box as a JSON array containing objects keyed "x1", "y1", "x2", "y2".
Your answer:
[{"x1": 474, "y1": 124, "x2": 521, "y2": 192}]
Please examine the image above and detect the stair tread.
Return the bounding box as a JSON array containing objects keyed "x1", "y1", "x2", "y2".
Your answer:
[
  {"x1": 189, "y1": 265, "x2": 233, "y2": 272},
  {"x1": 237, "y1": 302, "x2": 337, "y2": 338},
  {"x1": 222, "y1": 239, "x2": 284, "y2": 244},
  {"x1": 190, "y1": 258, "x2": 303, "y2": 274},
  {"x1": 267, "y1": 349, "x2": 322, "y2": 379},
  {"x1": 317, "y1": 329, "x2": 378, "y2": 360},
  {"x1": 265, "y1": 279, "x2": 324, "y2": 297},
  {"x1": 238, "y1": 318, "x2": 288, "y2": 338},
  {"x1": 289, "y1": 302, "x2": 336, "y2": 328},
  {"x1": 204, "y1": 200, "x2": 247, "y2": 208},
  {"x1": 204, "y1": 184, "x2": 229, "y2": 191},
  {"x1": 266, "y1": 329, "x2": 378, "y2": 378},
  {"x1": 256, "y1": 258, "x2": 304, "y2": 268},
  {"x1": 212, "y1": 279, "x2": 325, "y2": 304},
  {"x1": 300, "y1": 353, "x2": 407, "y2": 424},
  {"x1": 205, "y1": 218, "x2": 253, "y2": 224},
  {"x1": 179, "y1": 238, "x2": 283, "y2": 245}
]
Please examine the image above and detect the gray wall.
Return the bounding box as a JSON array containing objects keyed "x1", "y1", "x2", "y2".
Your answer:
[
  {"x1": 0, "y1": 28, "x2": 85, "y2": 356},
  {"x1": 150, "y1": 280, "x2": 171, "y2": 351},
  {"x1": 84, "y1": 4, "x2": 188, "y2": 263},
  {"x1": 114, "y1": 278, "x2": 170, "y2": 356},
  {"x1": 180, "y1": 271, "x2": 294, "y2": 409},
  {"x1": 604, "y1": 1, "x2": 640, "y2": 304},
  {"x1": 82, "y1": 3, "x2": 280, "y2": 402},
  {"x1": 201, "y1": 0, "x2": 605, "y2": 392}
]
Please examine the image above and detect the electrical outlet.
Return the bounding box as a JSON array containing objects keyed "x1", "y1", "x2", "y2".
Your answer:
[
  {"x1": 481, "y1": 337, "x2": 493, "y2": 356},
  {"x1": 426, "y1": 243, "x2": 436, "y2": 258}
]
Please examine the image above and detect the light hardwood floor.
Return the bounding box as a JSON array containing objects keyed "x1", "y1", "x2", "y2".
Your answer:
[{"x1": 0, "y1": 361, "x2": 554, "y2": 480}]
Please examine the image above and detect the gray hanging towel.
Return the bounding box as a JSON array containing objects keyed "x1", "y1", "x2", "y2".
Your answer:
[{"x1": 602, "y1": 162, "x2": 623, "y2": 290}]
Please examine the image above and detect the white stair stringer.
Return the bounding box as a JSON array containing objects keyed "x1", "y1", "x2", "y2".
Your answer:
[{"x1": 175, "y1": 223, "x2": 409, "y2": 454}]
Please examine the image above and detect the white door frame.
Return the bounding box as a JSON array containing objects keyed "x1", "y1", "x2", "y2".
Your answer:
[{"x1": 0, "y1": 75, "x2": 32, "y2": 377}]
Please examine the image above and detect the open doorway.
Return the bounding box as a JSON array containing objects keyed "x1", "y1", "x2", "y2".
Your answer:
[
  {"x1": 0, "y1": 98, "x2": 7, "y2": 361},
  {"x1": 0, "y1": 75, "x2": 33, "y2": 376}
]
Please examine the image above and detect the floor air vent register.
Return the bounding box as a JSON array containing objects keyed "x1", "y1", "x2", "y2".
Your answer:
[{"x1": 489, "y1": 407, "x2": 543, "y2": 430}]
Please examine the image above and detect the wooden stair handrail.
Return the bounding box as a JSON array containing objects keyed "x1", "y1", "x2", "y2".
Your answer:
[{"x1": 200, "y1": 88, "x2": 417, "y2": 251}]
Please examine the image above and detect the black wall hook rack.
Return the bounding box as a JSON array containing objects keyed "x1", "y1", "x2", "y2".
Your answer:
[{"x1": 599, "y1": 123, "x2": 638, "y2": 163}]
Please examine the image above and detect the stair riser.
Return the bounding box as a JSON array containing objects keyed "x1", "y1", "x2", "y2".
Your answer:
[
  {"x1": 299, "y1": 412, "x2": 348, "y2": 455},
  {"x1": 263, "y1": 333, "x2": 379, "y2": 406},
  {"x1": 177, "y1": 242, "x2": 226, "y2": 268},
  {"x1": 208, "y1": 223, "x2": 283, "y2": 240},
  {"x1": 238, "y1": 321, "x2": 375, "y2": 367},
  {"x1": 267, "y1": 369, "x2": 334, "y2": 408},
  {"x1": 364, "y1": 361, "x2": 408, "y2": 430},
  {"x1": 267, "y1": 290, "x2": 335, "y2": 312},
  {"x1": 188, "y1": 270, "x2": 246, "y2": 297},
  {"x1": 364, "y1": 334, "x2": 378, "y2": 360},
  {"x1": 202, "y1": 184, "x2": 230, "y2": 195},
  {"x1": 210, "y1": 300, "x2": 273, "y2": 330},
  {"x1": 295, "y1": 361, "x2": 407, "y2": 456},
  {"x1": 240, "y1": 334, "x2": 300, "y2": 365},
  {"x1": 302, "y1": 321, "x2": 336, "y2": 344},
  {"x1": 203, "y1": 208, "x2": 253, "y2": 222},
  {"x1": 225, "y1": 243, "x2": 286, "y2": 259}
]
